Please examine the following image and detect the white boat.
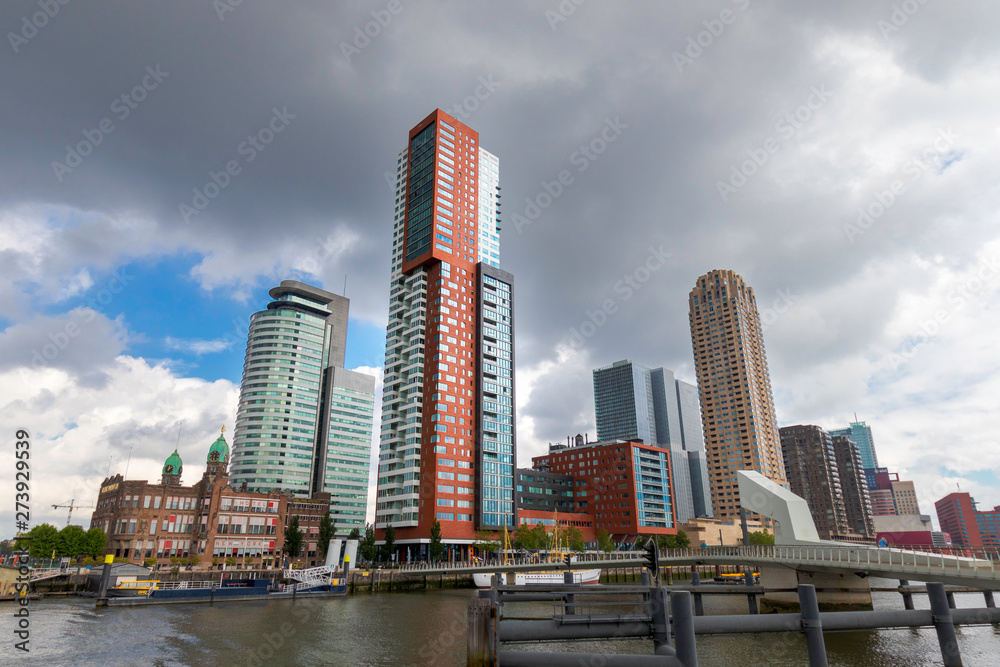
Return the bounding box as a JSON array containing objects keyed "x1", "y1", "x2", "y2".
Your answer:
[{"x1": 473, "y1": 567, "x2": 601, "y2": 588}]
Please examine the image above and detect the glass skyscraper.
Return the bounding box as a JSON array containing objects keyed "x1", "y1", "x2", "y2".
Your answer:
[
  {"x1": 375, "y1": 109, "x2": 513, "y2": 562},
  {"x1": 829, "y1": 421, "x2": 879, "y2": 472},
  {"x1": 592, "y1": 360, "x2": 712, "y2": 524},
  {"x1": 229, "y1": 280, "x2": 376, "y2": 534}
]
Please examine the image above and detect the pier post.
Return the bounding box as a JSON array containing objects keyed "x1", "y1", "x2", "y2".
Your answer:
[
  {"x1": 691, "y1": 570, "x2": 703, "y2": 616},
  {"x1": 666, "y1": 566, "x2": 673, "y2": 586},
  {"x1": 745, "y1": 571, "x2": 758, "y2": 614},
  {"x1": 928, "y1": 582, "x2": 963, "y2": 667},
  {"x1": 467, "y1": 597, "x2": 494, "y2": 667},
  {"x1": 96, "y1": 554, "x2": 114, "y2": 602},
  {"x1": 798, "y1": 585, "x2": 829, "y2": 667},
  {"x1": 946, "y1": 591, "x2": 956, "y2": 609},
  {"x1": 649, "y1": 586, "x2": 670, "y2": 654},
  {"x1": 641, "y1": 571, "x2": 650, "y2": 587},
  {"x1": 899, "y1": 580, "x2": 914, "y2": 610},
  {"x1": 670, "y1": 590, "x2": 698, "y2": 667}
]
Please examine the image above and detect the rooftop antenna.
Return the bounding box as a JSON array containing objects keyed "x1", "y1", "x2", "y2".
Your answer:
[
  {"x1": 343, "y1": 274, "x2": 348, "y2": 297},
  {"x1": 123, "y1": 445, "x2": 133, "y2": 480},
  {"x1": 106, "y1": 455, "x2": 113, "y2": 477}
]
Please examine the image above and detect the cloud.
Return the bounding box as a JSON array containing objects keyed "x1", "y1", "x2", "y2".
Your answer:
[
  {"x1": 165, "y1": 336, "x2": 234, "y2": 355},
  {"x1": 1, "y1": 1, "x2": 999, "y2": 524},
  {"x1": 0, "y1": 355, "x2": 239, "y2": 532}
]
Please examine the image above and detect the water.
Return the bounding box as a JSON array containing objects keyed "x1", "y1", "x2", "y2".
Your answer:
[{"x1": 2, "y1": 581, "x2": 999, "y2": 666}]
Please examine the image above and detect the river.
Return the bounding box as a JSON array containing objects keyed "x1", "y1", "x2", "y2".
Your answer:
[{"x1": 2, "y1": 579, "x2": 999, "y2": 665}]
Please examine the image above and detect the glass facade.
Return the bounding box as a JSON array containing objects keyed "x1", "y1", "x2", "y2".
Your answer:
[
  {"x1": 322, "y1": 370, "x2": 376, "y2": 532},
  {"x1": 829, "y1": 421, "x2": 879, "y2": 473},
  {"x1": 232, "y1": 302, "x2": 330, "y2": 495},
  {"x1": 633, "y1": 446, "x2": 673, "y2": 528},
  {"x1": 231, "y1": 282, "x2": 376, "y2": 534},
  {"x1": 405, "y1": 123, "x2": 437, "y2": 261},
  {"x1": 477, "y1": 267, "x2": 516, "y2": 529}
]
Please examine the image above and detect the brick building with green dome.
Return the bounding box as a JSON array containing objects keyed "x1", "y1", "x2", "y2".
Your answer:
[{"x1": 89, "y1": 428, "x2": 335, "y2": 570}]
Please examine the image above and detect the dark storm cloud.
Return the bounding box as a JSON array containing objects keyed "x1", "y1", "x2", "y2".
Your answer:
[{"x1": 2, "y1": 0, "x2": 1000, "y2": 458}]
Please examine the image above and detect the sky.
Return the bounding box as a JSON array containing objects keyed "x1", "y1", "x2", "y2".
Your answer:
[{"x1": 2, "y1": 0, "x2": 999, "y2": 535}]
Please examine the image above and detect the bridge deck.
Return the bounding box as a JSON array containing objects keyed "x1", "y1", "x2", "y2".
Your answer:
[{"x1": 392, "y1": 545, "x2": 1000, "y2": 588}]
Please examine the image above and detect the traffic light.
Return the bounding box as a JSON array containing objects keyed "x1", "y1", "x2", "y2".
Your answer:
[
  {"x1": 563, "y1": 554, "x2": 572, "y2": 569},
  {"x1": 643, "y1": 538, "x2": 659, "y2": 577}
]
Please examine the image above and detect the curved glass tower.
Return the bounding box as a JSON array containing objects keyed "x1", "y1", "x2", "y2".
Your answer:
[{"x1": 230, "y1": 280, "x2": 375, "y2": 533}]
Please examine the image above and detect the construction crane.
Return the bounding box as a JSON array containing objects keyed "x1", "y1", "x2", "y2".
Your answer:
[{"x1": 52, "y1": 499, "x2": 94, "y2": 527}]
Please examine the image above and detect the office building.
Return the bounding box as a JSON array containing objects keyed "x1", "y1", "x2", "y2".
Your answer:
[
  {"x1": 532, "y1": 438, "x2": 675, "y2": 541},
  {"x1": 779, "y1": 425, "x2": 849, "y2": 540},
  {"x1": 935, "y1": 492, "x2": 1000, "y2": 550},
  {"x1": 829, "y1": 420, "x2": 878, "y2": 472},
  {"x1": 830, "y1": 419, "x2": 880, "y2": 491},
  {"x1": 592, "y1": 360, "x2": 712, "y2": 524},
  {"x1": 831, "y1": 435, "x2": 875, "y2": 538},
  {"x1": 869, "y1": 469, "x2": 921, "y2": 517},
  {"x1": 374, "y1": 109, "x2": 512, "y2": 562},
  {"x1": 229, "y1": 280, "x2": 376, "y2": 534},
  {"x1": 688, "y1": 270, "x2": 787, "y2": 522}
]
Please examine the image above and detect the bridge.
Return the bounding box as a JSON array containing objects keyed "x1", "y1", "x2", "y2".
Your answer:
[{"x1": 394, "y1": 545, "x2": 1000, "y2": 588}]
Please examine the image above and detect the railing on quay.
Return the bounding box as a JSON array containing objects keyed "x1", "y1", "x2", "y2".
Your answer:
[{"x1": 470, "y1": 578, "x2": 998, "y2": 667}]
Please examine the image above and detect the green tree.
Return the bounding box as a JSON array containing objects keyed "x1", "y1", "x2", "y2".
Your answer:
[
  {"x1": 564, "y1": 525, "x2": 586, "y2": 552},
  {"x1": 657, "y1": 529, "x2": 692, "y2": 551},
  {"x1": 473, "y1": 529, "x2": 499, "y2": 556},
  {"x1": 382, "y1": 524, "x2": 396, "y2": 563},
  {"x1": 317, "y1": 511, "x2": 334, "y2": 560},
  {"x1": 57, "y1": 525, "x2": 87, "y2": 559},
  {"x1": 83, "y1": 528, "x2": 107, "y2": 559},
  {"x1": 596, "y1": 528, "x2": 615, "y2": 553},
  {"x1": 674, "y1": 530, "x2": 691, "y2": 549},
  {"x1": 531, "y1": 524, "x2": 549, "y2": 550},
  {"x1": 348, "y1": 527, "x2": 361, "y2": 541},
  {"x1": 284, "y1": 516, "x2": 303, "y2": 558},
  {"x1": 429, "y1": 519, "x2": 445, "y2": 562},
  {"x1": 16, "y1": 524, "x2": 59, "y2": 558},
  {"x1": 513, "y1": 523, "x2": 550, "y2": 551},
  {"x1": 511, "y1": 523, "x2": 533, "y2": 550},
  {"x1": 748, "y1": 530, "x2": 774, "y2": 545},
  {"x1": 359, "y1": 523, "x2": 377, "y2": 563}
]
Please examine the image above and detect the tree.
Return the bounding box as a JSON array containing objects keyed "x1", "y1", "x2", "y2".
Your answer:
[
  {"x1": 57, "y1": 525, "x2": 86, "y2": 559},
  {"x1": 16, "y1": 524, "x2": 59, "y2": 558},
  {"x1": 531, "y1": 524, "x2": 549, "y2": 550},
  {"x1": 359, "y1": 523, "x2": 377, "y2": 563},
  {"x1": 748, "y1": 531, "x2": 774, "y2": 545},
  {"x1": 348, "y1": 527, "x2": 361, "y2": 541},
  {"x1": 382, "y1": 524, "x2": 396, "y2": 563},
  {"x1": 429, "y1": 519, "x2": 445, "y2": 562},
  {"x1": 83, "y1": 528, "x2": 107, "y2": 559},
  {"x1": 596, "y1": 528, "x2": 615, "y2": 553},
  {"x1": 144, "y1": 558, "x2": 157, "y2": 568},
  {"x1": 674, "y1": 530, "x2": 691, "y2": 549},
  {"x1": 512, "y1": 523, "x2": 551, "y2": 551},
  {"x1": 473, "y1": 529, "x2": 499, "y2": 556},
  {"x1": 564, "y1": 526, "x2": 586, "y2": 552},
  {"x1": 284, "y1": 516, "x2": 303, "y2": 558},
  {"x1": 317, "y1": 511, "x2": 334, "y2": 560}
]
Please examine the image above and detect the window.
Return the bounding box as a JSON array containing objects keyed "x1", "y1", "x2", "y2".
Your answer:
[{"x1": 153, "y1": 496, "x2": 161, "y2": 509}]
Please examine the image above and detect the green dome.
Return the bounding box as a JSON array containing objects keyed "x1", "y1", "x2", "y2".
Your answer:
[
  {"x1": 207, "y1": 433, "x2": 229, "y2": 464},
  {"x1": 162, "y1": 450, "x2": 183, "y2": 476}
]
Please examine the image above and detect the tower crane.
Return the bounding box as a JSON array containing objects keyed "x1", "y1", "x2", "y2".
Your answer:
[{"x1": 52, "y1": 499, "x2": 95, "y2": 527}]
